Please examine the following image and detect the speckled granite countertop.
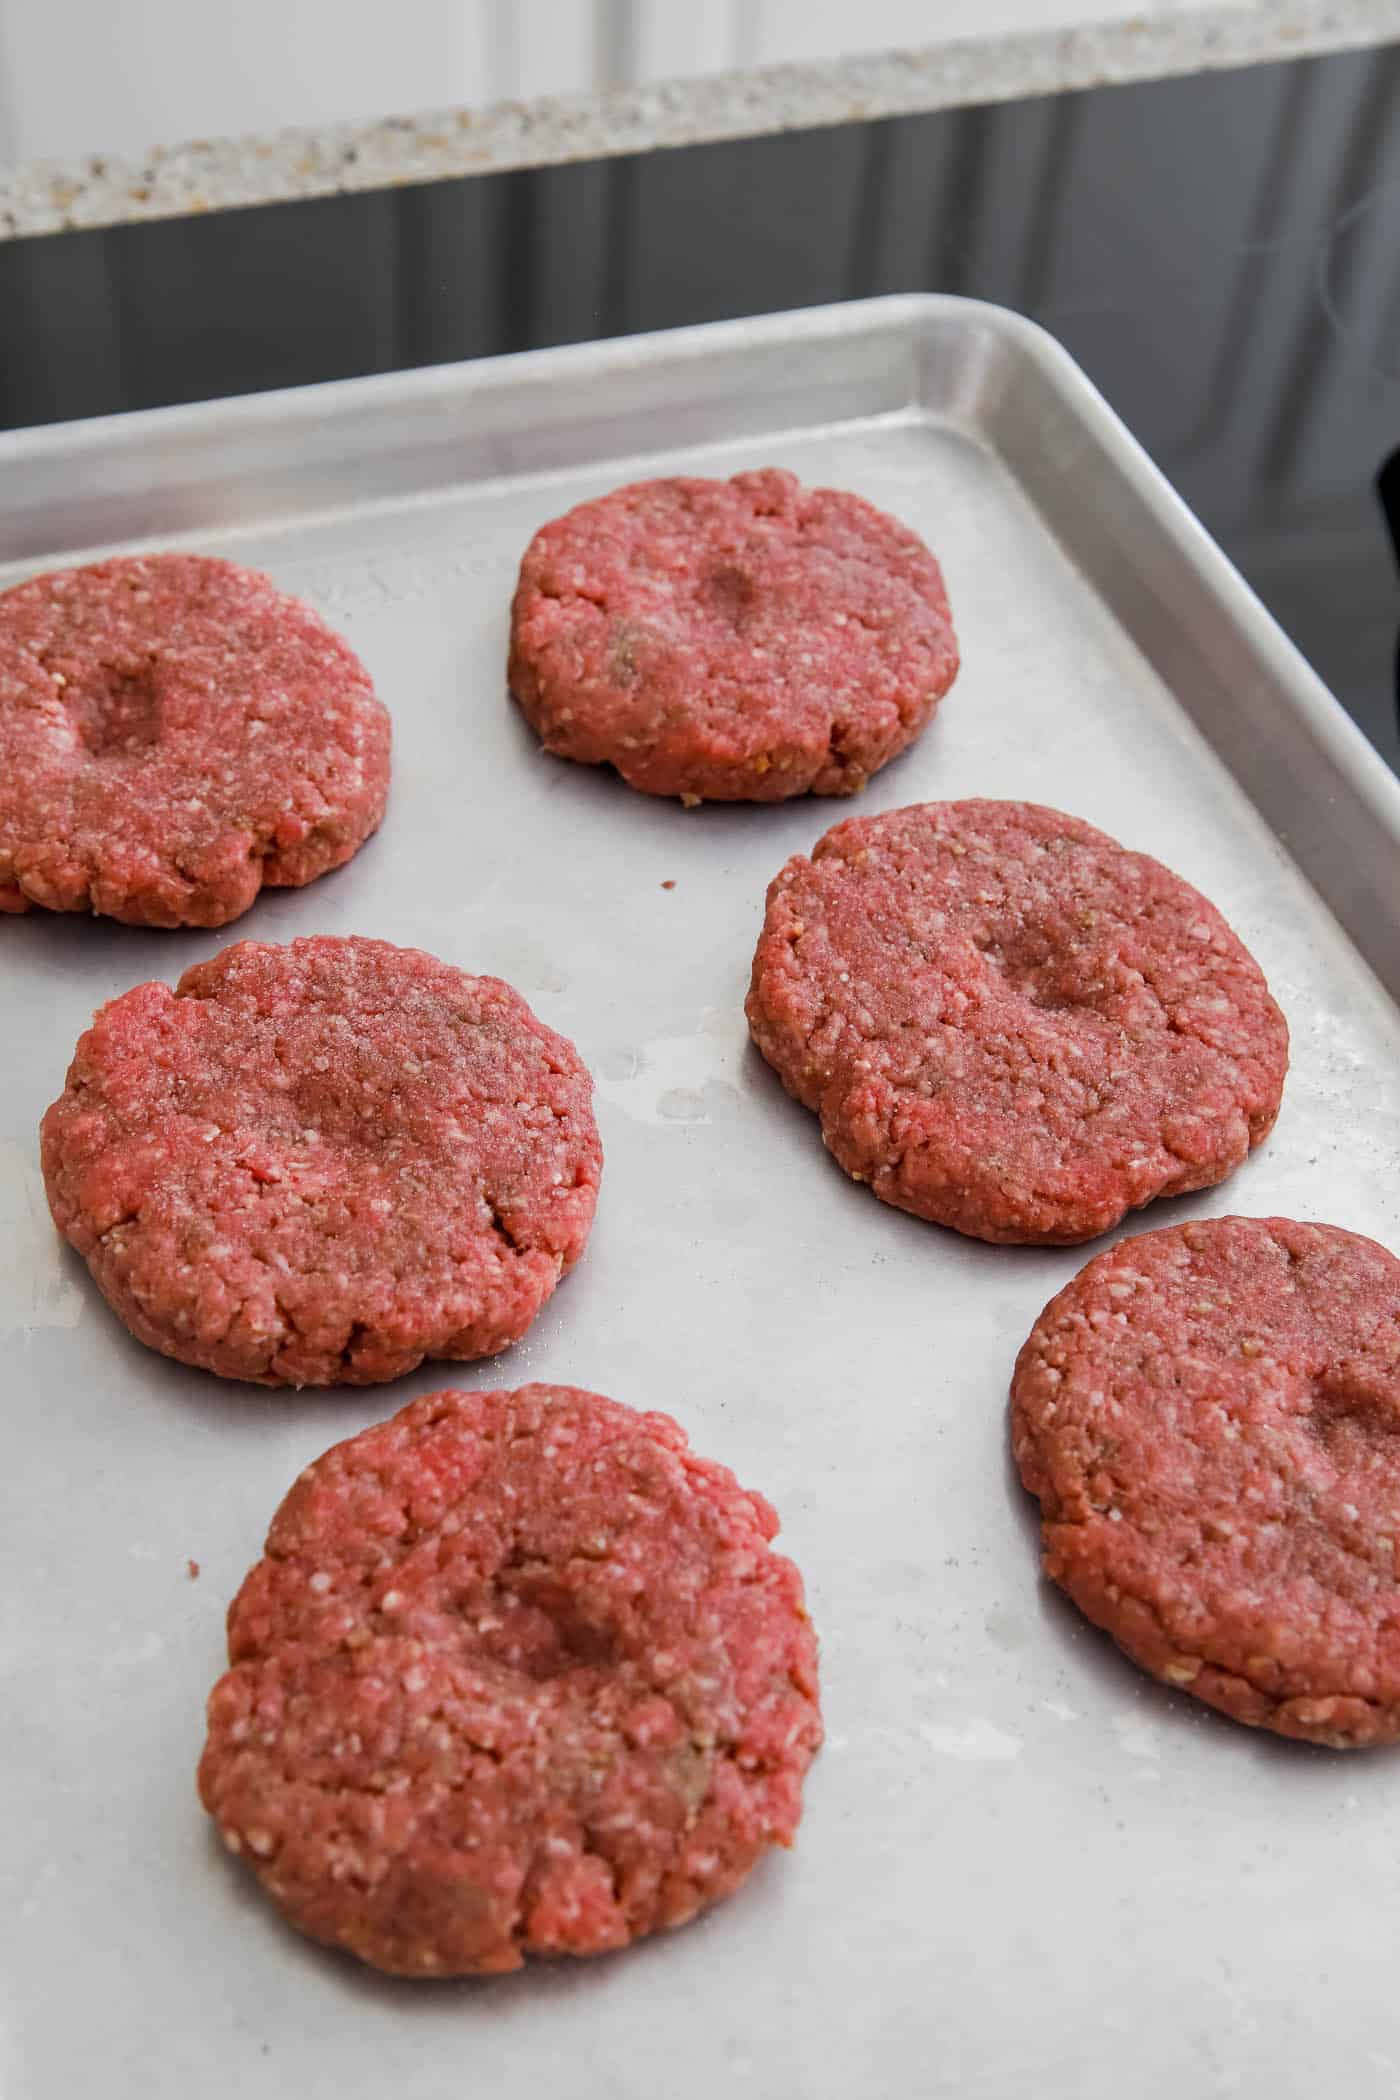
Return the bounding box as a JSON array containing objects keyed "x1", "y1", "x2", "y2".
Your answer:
[{"x1": 1, "y1": 0, "x2": 1395, "y2": 239}]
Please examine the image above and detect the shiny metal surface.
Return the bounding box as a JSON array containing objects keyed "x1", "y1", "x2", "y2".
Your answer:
[{"x1": 3, "y1": 297, "x2": 1399, "y2": 2098}]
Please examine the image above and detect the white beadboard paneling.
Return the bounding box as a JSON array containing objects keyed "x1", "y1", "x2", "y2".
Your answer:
[
  {"x1": 631, "y1": 2, "x2": 748, "y2": 81},
  {"x1": 745, "y1": 0, "x2": 1253, "y2": 61},
  {"x1": 0, "y1": 0, "x2": 1296, "y2": 171},
  {"x1": 0, "y1": 0, "x2": 491, "y2": 164},
  {"x1": 487, "y1": 0, "x2": 602, "y2": 100}
]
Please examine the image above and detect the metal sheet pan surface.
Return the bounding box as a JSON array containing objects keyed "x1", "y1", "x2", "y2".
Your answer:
[{"x1": 3, "y1": 297, "x2": 1400, "y2": 2100}]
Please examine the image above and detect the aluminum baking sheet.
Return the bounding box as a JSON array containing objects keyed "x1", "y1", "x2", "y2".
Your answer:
[{"x1": 4, "y1": 296, "x2": 1400, "y2": 2100}]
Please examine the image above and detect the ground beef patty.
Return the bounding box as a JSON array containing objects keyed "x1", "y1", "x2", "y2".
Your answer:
[
  {"x1": 746, "y1": 799, "x2": 1287, "y2": 1244},
  {"x1": 199, "y1": 1382, "x2": 823, "y2": 1974},
  {"x1": 0, "y1": 554, "x2": 390, "y2": 925},
  {"x1": 508, "y1": 468, "x2": 958, "y2": 803},
  {"x1": 1012, "y1": 1217, "x2": 1400, "y2": 1748},
  {"x1": 40, "y1": 937, "x2": 600, "y2": 1386}
]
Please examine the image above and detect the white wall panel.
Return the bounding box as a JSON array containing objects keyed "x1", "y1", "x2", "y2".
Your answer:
[
  {"x1": 0, "y1": 0, "x2": 490, "y2": 164},
  {"x1": 0, "y1": 0, "x2": 1277, "y2": 169},
  {"x1": 631, "y1": 2, "x2": 748, "y2": 82},
  {"x1": 745, "y1": 0, "x2": 1243, "y2": 64},
  {"x1": 487, "y1": 0, "x2": 602, "y2": 101}
]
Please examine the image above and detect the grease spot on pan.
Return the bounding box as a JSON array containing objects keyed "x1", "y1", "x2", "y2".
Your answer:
[
  {"x1": 594, "y1": 1008, "x2": 743, "y2": 1126},
  {"x1": 1113, "y1": 1710, "x2": 1162, "y2": 1765},
  {"x1": 919, "y1": 1716, "x2": 1021, "y2": 1762}
]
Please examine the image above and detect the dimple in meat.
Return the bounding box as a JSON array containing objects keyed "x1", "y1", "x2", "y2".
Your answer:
[
  {"x1": 508, "y1": 468, "x2": 959, "y2": 803},
  {"x1": 746, "y1": 799, "x2": 1288, "y2": 1244},
  {"x1": 198, "y1": 1383, "x2": 823, "y2": 1973},
  {"x1": 1012, "y1": 1216, "x2": 1400, "y2": 1747},
  {"x1": 0, "y1": 553, "x2": 390, "y2": 926},
  {"x1": 40, "y1": 936, "x2": 602, "y2": 1386}
]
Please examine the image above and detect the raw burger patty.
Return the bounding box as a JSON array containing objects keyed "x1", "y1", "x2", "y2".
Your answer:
[
  {"x1": 0, "y1": 553, "x2": 390, "y2": 926},
  {"x1": 199, "y1": 1382, "x2": 823, "y2": 1974},
  {"x1": 40, "y1": 936, "x2": 600, "y2": 1386},
  {"x1": 746, "y1": 799, "x2": 1287, "y2": 1244},
  {"x1": 508, "y1": 467, "x2": 958, "y2": 803},
  {"x1": 1012, "y1": 1216, "x2": 1400, "y2": 1749}
]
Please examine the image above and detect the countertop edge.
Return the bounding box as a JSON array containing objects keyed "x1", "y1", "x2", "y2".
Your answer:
[{"x1": 1, "y1": 0, "x2": 1397, "y2": 242}]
